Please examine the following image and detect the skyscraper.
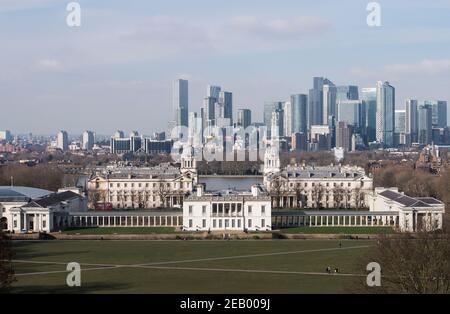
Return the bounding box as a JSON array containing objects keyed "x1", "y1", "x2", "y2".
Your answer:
[
  {"x1": 308, "y1": 77, "x2": 325, "y2": 128},
  {"x1": 173, "y1": 79, "x2": 189, "y2": 127},
  {"x1": 57, "y1": 130, "x2": 68, "y2": 151},
  {"x1": 405, "y1": 99, "x2": 419, "y2": 145},
  {"x1": 283, "y1": 101, "x2": 292, "y2": 137},
  {"x1": 394, "y1": 110, "x2": 406, "y2": 146},
  {"x1": 361, "y1": 87, "x2": 377, "y2": 143},
  {"x1": 219, "y1": 91, "x2": 233, "y2": 125},
  {"x1": 323, "y1": 81, "x2": 337, "y2": 124},
  {"x1": 418, "y1": 104, "x2": 432, "y2": 145},
  {"x1": 207, "y1": 85, "x2": 221, "y2": 100},
  {"x1": 291, "y1": 94, "x2": 308, "y2": 134},
  {"x1": 237, "y1": 109, "x2": 252, "y2": 129},
  {"x1": 82, "y1": 130, "x2": 95, "y2": 151},
  {"x1": 336, "y1": 85, "x2": 359, "y2": 102},
  {"x1": 420, "y1": 100, "x2": 448, "y2": 128},
  {"x1": 337, "y1": 100, "x2": 361, "y2": 127},
  {"x1": 335, "y1": 121, "x2": 354, "y2": 152},
  {"x1": 376, "y1": 81, "x2": 395, "y2": 147}
]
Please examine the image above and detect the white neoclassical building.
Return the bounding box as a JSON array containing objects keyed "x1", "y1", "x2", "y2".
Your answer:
[
  {"x1": 0, "y1": 186, "x2": 87, "y2": 233},
  {"x1": 367, "y1": 187, "x2": 445, "y2": 232},
  {"x1": 87, "y1": 152, "x2": 198, "y2": 210},
  {"x1": 183, "y1": 184, "x2": 272, "y2": 232}
]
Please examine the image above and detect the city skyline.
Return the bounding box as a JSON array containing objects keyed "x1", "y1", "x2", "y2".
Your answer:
[{"x1": 1, "y1": 0, "x2": 450, "y2": 134}]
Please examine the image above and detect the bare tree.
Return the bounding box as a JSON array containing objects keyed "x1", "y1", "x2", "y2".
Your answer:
[
  {"x1": 333, "y1": 186, "x2": 345, "y2": 209},
  {"x1": 0, "y1": 232, "x2": 14, "y2": 289},
  {"x1": 270, "y1": 177, "x2": 284, "y2": 209},
  {"x1": 354, "y1": 187, "x2": 365, "y2": 210},
  {"x1": 157, "y1": 180, "x2": 171, "y2": 208},
  {"x1": 311, "y1": 184, "x2": 325, "y2": 209},
  {"x1": 353, "y1": 222, "x2": 450, "y2": 294},
  {"x1": 293, "y1": 183, "x2": 304, "y2": 208}
]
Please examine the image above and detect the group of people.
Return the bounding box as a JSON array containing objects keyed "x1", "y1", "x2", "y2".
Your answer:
[{"x1": 325, "y1": 266, "x2": 340, "y2": 274}]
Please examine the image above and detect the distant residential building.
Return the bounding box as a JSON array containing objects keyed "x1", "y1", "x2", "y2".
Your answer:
[
  {"x1": 376, "y1": 81, "x2": 395, "y2": 147},
  {"x1": 82, "y1": 130, "x2": 95, "y2": 151},
  {"x1": 56, "y1": 130, "x2": 69, "y2": 151},
  {"x1": 310, "y1": 125, "x2": 331, "y2": 151}
]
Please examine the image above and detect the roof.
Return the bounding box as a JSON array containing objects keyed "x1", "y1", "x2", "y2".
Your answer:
[
  {"x1": 62, "y1": 210, "x2": 182, "y2": 217},
  {"x1": 267, "y1": 165, "x2": 368, "y2": 180},
  {"x1": 33, "y1": 191, "x2": 81, "y2": 208},
  {"x1": 378, "y1": 190, "x2": 440, "y2": 208},
  {"x1": 0, "y1": 186, "x2": 52, "y2": 203}
]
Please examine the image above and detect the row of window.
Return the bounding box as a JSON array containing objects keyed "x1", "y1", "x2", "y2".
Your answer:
[
  {"x1": 107, "y1": 182, "x2": 190, "y2": 189},
  {"x1": 188, "y1": 204, "x2": 267, "y2": 216},
  {"x1": 274, "y1": 182, "x2": 360, "y2": 188},
  {"x1": 188, "y1": 218, "x2": 266, "y2": 229}
]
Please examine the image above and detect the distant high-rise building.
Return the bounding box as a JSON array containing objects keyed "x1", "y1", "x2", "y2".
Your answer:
[
  {"x1": 335, "y1": 121, "x2": 354, "y2": 152},
  {"x1": 283, "y1": 101, "x2": 292, "y2": 137},
  {"x1": 264, "y1": 101, "x2": 283, "y2": 127},
  {"x1": 323, "y1": 81, "x2": 337, "y2": 124},
  {"x1": 113, "y1": 130, "x2": 125, "y2": 139},
  {"x1": 271, "y1": 109, "x2": 284, "y2": 139},
  {"x1": 82, "y1": 130, "x2": 95, "y2": 151},
  {"x1": 376, "y1": 81, "x2": 395, "y2": 147},
  {"x1": 420, "y1": 100, "x2": 447, "y2": 128},
  {"x1": 291, "y1": 94, "x2": 308, "y2": 134},
  {"x1": 308, "y1": 77, "x2": 324, "y2": 128},
  {"x1": 337, "y1": 100, "x2": 361, "y2": 127},
  {"x1": 394, "y1": 110, "x2": 406, "y2": 146},
  {"x1": 237, "y1": 109, "x2": 252, "y2": 128},
  {"x1": 207, "y1": 85, "x2": 221, "y2": 100},
  {"x1": 203, "y1": 97, "x2": 216, "y2": 127},
  {"x1": 361, "y1": 88, "x2": 377, "y2": 143},
  {"x1": 0, "y1": 130, "x2": 12, "y2": 143},
  {"x1": 57, "y1": 130, "x2": 69, "y2": 151},
  {"x1": 173, "y1": 79, "x2": 189, "y2": 127},
  {"x1": 291, "y1": 132, "x2": 307, "y2": 152},
  {"x1": 405, "y1": 99, "x2": 419, "y2": 145},
  {"x1": 418, "y1": 104, "x2": 432, "y2": 145},
  {"x1": 219, "y1": 91, "x2": 233, "y2": 125},
  {"x1": 336, "y1": 85, "x2": 359, "y2": 102}
]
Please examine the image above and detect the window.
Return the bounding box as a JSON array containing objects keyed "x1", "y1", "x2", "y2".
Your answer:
[
  {"x1": 219, "y1": 220, "x2": 223, "y2": 228},
  {"x1": 261, "y1": 219, "x2": 265, "y2": 228},
  {"x1": 13, "y1": 220, "x2": 17, "y2": 228},
  {"x1": 202, "y1": 219, "x2": 206, "y2": 228},
  {"x1": 189, "y1": 206, "x2": 193, "y2": 215},
  {"x1": 261, "y1": 206, "x2": 266, "y2": 214},
  {"x1": 248, "y1": 206, "x2": 252, "y2": 214},
  {"x1": 110, "y1": 183, "x2": 113, "y2": 188},
  {"x1": 213, "y1": 219, "x2": 217, "y2": 228},
  {"x1": 225, "y1": 220, "x2": 229, "y2": 228},
  {"x1": 232, "y1": 219, "x2": 235, "y2": 228},
  {"x1": 124, "y1": 183, "x2": 128, "y2": 188},
  {"x1": 248, "y1": 219, "x2": 252, "y2": 228},
  {"x1": 202, "y1": 206, "x2": 207, "y2": 215},
  {"x1": 138, "y1": 183, "x2": 142, "y2": 188},
  {"x1": 43, "y1": 220, "x2": 46, "y2": 228},
  {"x1": 238, "y1": 220, "x2": 241, "y2": 228},
  {"x1": 189, "y1": 219, "x2": 193, "y2": 228},
  {"x1": 117, "y1": 183, "x2": 120, "y2": 187},
  {"x1": 146, "y1": 183, "x2": 149, "y2": 188}
]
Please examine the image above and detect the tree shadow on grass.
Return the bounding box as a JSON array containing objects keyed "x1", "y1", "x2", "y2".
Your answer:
[{"x1": 4, "y1": 281, "x2": 132, "y2": 294}]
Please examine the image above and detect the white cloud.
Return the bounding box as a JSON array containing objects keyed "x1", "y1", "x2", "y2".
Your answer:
[
  {"x1": 0, "y1": 0, "x2": 58, "y2": 12},
  {"x1": 34, "y1": 58, "x2": 64, "y2": 72},
  {"x1": 383, "y1": 59, "x2": 450, "y2": 75}
]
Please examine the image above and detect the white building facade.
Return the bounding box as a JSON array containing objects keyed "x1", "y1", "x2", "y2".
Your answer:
[{"x1": 183, "y1": 184, "x2": 272, "y2": 232}]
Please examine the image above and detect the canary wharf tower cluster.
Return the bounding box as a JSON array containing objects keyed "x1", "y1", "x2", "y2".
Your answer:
[{"x1": 164, "y1": 77, "x2": 448, "y2": 155}]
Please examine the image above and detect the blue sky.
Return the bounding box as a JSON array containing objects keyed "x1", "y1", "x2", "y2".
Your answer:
[{"x1": 1, "y1": 0, "x2": 450, "y2": 135}]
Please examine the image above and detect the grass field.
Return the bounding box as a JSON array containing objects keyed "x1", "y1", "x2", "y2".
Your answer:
[{"x1": 6, "y1": 240, "x2": 374, "y2": 294}]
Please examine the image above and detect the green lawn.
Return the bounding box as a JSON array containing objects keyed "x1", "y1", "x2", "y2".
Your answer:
[
  {"x1": 6, "y1": 240, "x2": 374, "y2": 294},
  {"x1": 62, "y1": 227, "x2": 177, "y2": 235},
  {"x1": 280, "y1": 227, "x2": 394, "y2": 234}
]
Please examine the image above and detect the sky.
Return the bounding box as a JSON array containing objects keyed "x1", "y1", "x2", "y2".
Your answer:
[{"x1": 1, "y1": 0, "x2": 450, "y2": 135}]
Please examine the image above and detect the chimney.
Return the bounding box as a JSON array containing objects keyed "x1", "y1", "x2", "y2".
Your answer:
[
  {"x1": 196, "y1": 184, "x2": 205, "y2": 197},
  {"x1": 251, "y1": 185, "x2": 260, "y2": 197}
]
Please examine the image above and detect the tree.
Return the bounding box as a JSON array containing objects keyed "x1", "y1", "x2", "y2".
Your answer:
[
  {"x1": 157, "y1": 180, "x2": 171, "y2": 208},
  {"x1": 293, "y1": 183, "x2": 304, "y2": 208},
  {"x1": 311, "y1": 184, "x2": 325, "y2": 209},
  {"x1": 353, "y1": 218, "x2": 450, "y2": 294},
  {"x1": 354, "y1": 187, "x2": 365, "y2": 210},
  {"x1": 333, "y1": 186, "x2": 345, "y2": 209},
  {"x1": 0, "y1": 231, "x2": 14, "y2": 289}
]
